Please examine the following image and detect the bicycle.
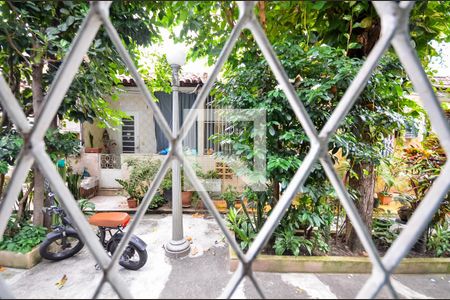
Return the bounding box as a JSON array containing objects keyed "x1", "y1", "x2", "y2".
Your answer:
[{"x1": 39, "y1": 193, "x2": 148, "y2": 270}]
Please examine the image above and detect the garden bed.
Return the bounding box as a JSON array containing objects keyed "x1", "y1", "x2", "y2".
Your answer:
[
  {"x1": 228, "y1": 244, "x2": 450, "y2": 274},
  {"x1": 229, "y1": 241, "x2": 450, "y2": 274},
  {"x1": 0, "y1": 245, "x2": 41, "y2": 269}
]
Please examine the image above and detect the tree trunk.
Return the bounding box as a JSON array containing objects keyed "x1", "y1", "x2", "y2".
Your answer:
[
  {"x1": 0, "y1": 174, "x2": 5, "y2": 197},
  {"x1": 31, "y1": 62, "x2": 48, "y2": 227},
  {"x1": 272, "y1": 179, "x2": 280, "y2": 202},
  {"x1": 348, "y1": 161, "x2": 376, "y2": 253},
  {"x1": 257, "y1": 1, "x2": 266, "y2": 31}
]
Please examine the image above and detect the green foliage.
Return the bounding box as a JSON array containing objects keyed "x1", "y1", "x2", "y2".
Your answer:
[
  {"x1": 0, "y1": 131, "x2": 23, "y2": 174},
  {"x1": 274, "y1": 193, "x2": 334, "y2": 256},
  {"x1": 372, "y1": 218, "x2": 398, "y2": 249},
  {"x1": 0, "y1": 223, "x2": 47, "y2": 254},
  {"x1": 78, "y1": 199, "x2": 95, "y2": 216},
  {"x1": 400, "y1": 134, "x2": 448, "y2": 225},
  {"x1": 213, "y1": 44, "x2": 412, "y2": 192},
  {"x1": 222, "y1": 185, "x2": 238, "y2": 208},
  {"x1": 66, "y1": 169, "x2": 82, "y2": 200},
  {"x1": 167, "y1": 1, "x2": 450, "y2": 67},
  {"x1": 427, "y1": 222, "x2": 450, "y2": 257},
  {"x1": 377, "y1": 159, "x2": 399, "y2": 195},
  {"x1": 148, "y1": 193, "x2": 165, "y2": 210},
  {"x1": 0, "y1": 129, "x2": 80, "y2": 173},
  {"x1": 0, "y1": 1, "x2": 167, "y2": 129},
  {"x1": 214, "y1": 41, "x2": 413, "y2": 254},
  {"x1": 116, "y1": 158, "x2": 165, "y2": 209},
  {"x1": 45, "y1": 129, "x2": 81, "y2": 162},
  {"x1": 274, "y1": 228, "x2": 313, "y2": 256},
  {"x1": 160, "y1": 169, "x2": 172, "y2": 191},
  {"x1": 226, "y1": 207, "x2": 256, "y2": 251}
]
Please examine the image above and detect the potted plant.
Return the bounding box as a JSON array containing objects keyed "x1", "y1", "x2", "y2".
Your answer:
[
  {"x1": 377, "y1": 160, "x2": 396, "y2": 205},
  {"x1": 116, "y1": 158, "x2": 162, "y2": 209},
  {"x1": 161, "y1": 170, "x2": 172, "y2": 203},
  {"x1": 85, "y1": 131, "x2": 102, "y2": 153},
  {"x1": 378, "y1": 190, "x2": 393, "y2": 205},
  {"x1": 181, "y1": 171, "x2": 193, "y2": 208},
  {"x1": 115, "y1": 178, "x2": 140, "y2": 208},
  {"x1": 222, "y1": 185, "x2": 238, "y2": 210}
]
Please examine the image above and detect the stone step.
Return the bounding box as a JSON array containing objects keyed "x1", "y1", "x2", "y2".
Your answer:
[{"x1": 97, "y1": 188, "x2": 123, "y2": 196}]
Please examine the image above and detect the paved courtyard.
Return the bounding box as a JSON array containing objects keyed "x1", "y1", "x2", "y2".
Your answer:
[{"x1": 1, "y1": 214, "x2": 449, "y2": 299}]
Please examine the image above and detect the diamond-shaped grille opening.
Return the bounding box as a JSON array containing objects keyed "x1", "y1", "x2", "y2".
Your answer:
[{"x1": 1, "y1": 1, "x2": 449, "y2": 299}]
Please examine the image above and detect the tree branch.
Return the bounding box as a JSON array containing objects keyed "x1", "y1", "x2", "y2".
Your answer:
[{"x1": 5, "y1": 33, "x2": 31, "y2": 66}]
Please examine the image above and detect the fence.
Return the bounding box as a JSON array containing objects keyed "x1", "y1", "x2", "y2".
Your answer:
[{"x1": 1, "y1": 1, "x2": 449, "y2": 299}]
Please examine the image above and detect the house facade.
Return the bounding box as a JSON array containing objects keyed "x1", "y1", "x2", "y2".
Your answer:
[{"x1": 74, "y1": 75, "x2": 246, "y2": 193}]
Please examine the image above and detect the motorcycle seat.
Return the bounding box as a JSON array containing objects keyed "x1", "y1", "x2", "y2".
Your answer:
[{"x1": 88, "y1": 212, "x2": 131, "y2": 228}]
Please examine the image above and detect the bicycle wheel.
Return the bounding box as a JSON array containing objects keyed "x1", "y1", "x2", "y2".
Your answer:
[{"x1": 39, "y1": 231, "x2": 84, "y2": 261}]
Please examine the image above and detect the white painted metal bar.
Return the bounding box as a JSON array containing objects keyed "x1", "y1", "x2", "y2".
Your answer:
[
  {"x1": 0, "y1": 151, "x2": 34, "y2": 238},
  {"x1": 96, "y1": 10, "x2": 174, "y2": 142},
  {"x1": 320, "y1": 155, "x2": 397, "y2": 298},
  {"x1": 178, "y1": 149, "x2": 247, "y2": 263},
  {"x1": 391, "y1": 33, "x2": 450, "y2": 155},
  {"x1": 0, "y1": 75, "x2": 31, "y2": 134},
  {"x1": 320, "y1": 156, "x2": 386, "y2": 272},
  {"x1": 246, "y1": 145, "x2": 321, "y2": 261},
  {"x1": 247, "y1": 270, "x2": 266, "y2": 299},
  {"x1": 220, "y1": 263, "x2": 246, "y2": 299},
  {"x1": 29, "y1": 7, "x2": 105, "y2": 144},
  {"x1": 177, "y1": 16, "x2": 248, "y2": 143},
  {"x1": 319, "y1": 18, "x2": 397, "y2": 140},
  {"x1": 92, "y1": 276, "x2": 106, "y2": 299},
  {"x1": 359, "y1": 163, "x2": 450, "y2": 298},
  {"x1": 31, "y1": 144, "x2": 132, "y2": 299},
  {"x1": 247, "y1": 19, "x2": 320, "y2": 144},
  {"x1": 107, "y1": 155, "x2": 172, "y2": 270}
]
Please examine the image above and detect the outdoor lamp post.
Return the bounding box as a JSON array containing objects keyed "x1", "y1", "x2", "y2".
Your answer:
[{"x1": 165, "y1": 43, "x2": 191, "y2": 258}]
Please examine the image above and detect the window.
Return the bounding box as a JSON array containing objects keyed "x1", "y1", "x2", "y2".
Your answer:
[{"x1": 122, "y1": 117, "x2": 135, "y2": 153}]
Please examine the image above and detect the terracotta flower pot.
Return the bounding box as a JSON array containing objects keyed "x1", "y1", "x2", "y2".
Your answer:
[
  {"x1": 127, "y1": 198, "x2": 138, "y2": 208},
  {"x1": 379, "y1": 194, "x2": 392, "y2": 205},
  {"x1": 85, "y1": 147, "x2": 102, "y2": 153},
  {"x1": 182, "y1": 191, "x2": 193, "y2": 208}
]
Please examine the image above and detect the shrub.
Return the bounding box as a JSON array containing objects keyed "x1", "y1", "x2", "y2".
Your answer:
[{"x1": 0, "y1": 223, "x2": 47, "y2": 253}]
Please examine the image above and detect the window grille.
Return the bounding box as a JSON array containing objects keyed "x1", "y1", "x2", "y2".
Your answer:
[{"x1": 122, "y1": 117, "x2": 135, "y2": 153}]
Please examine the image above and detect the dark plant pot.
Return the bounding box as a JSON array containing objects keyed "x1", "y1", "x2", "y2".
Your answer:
[
  {"x1": 182, "y1": 191, "x2": 193, "y2": 208},
  {"x1": 127, "y1": 198, "x2": 138, "y2": 208},
  {"x1": 193, "y1": 199, "x2": 205, "y2": 210},
  {"x1": 85, "y1": 147, "x2": 102, "y2": 153},
  {"x1": 373, "y1": 198, "x2": 380, "y2": 208},
  {"x1": 163, "y1": 188, "x2": 172, "y2": 202},
  {"x1": 398, "y1": 205, "x2": 412, "y2": 223},
  {"x1": 412, "y1": 230, "x2": 427, "y2": 253}
]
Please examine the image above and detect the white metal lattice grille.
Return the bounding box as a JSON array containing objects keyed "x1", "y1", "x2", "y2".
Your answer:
[{"x1": 1, "y1": 1, "x2": 449, "y2": 299}]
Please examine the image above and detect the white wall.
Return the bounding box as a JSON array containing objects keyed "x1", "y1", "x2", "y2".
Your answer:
[
  {"x1": 82, "y1": 87, "x2": 158, "y2": 154},
  {"x1": 109, "y1": 87, "x2": 157, "y2": 154}
]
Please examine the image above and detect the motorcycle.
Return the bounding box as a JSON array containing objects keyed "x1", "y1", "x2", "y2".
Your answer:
[{"x1": 39, "y1": 193, "x2": 147, "y2": 270}]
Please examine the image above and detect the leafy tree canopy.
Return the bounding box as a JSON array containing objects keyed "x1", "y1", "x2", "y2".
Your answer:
[{"x1": 0, "y1": 0, "x2": 167, "y2": 127}]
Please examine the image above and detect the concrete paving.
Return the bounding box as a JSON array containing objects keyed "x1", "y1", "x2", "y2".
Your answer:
[{"x1": 1, "y1": 214, "x2": 449, "y2": 299}]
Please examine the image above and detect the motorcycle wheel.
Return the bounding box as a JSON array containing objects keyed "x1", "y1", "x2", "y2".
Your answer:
[
  {"x1": 39, "y1": 232, "x2": 84, "y2": 261},
  {"x1": 108, "y1": 240, "x2": 148, "y2": 270}
]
